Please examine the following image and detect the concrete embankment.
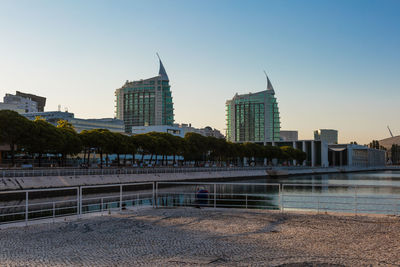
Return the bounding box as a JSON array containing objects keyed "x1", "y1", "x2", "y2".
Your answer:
[
  {"x1": 267, "y1": 166, "x2": 391, "y2": 176},
  {"x1": 0, "y1": 170, "x2": 268, "y2": 191},
  {"x1": 0, "y1": 166, "x2": 394, "y2": 191}
]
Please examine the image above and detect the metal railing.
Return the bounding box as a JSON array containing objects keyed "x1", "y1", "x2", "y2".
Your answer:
[
  {"x1": 0, "y1": 166, "x2": 272, "y2": 178},
  {"x1": 2, "y1": 165, "x2": 393, "y2": 179},
  {"x1": 281, "y1": 183, "x2": 400, "y2": 215},
  {"x1": 0, "y1": 182, "x2": 154, "y2": 226},
  {"x1": 155, "y1": 182, "x2": 400, "y2": 216},
  {"x1": 1, "y1": 181, "x2": 400, "y2": 227},
  {"x1": 155, "y1": 182, "x2": 281, "y2": 210}
]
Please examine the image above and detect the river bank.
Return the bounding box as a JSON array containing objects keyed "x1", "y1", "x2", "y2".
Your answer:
[
  {"x1": 1, "y1": 208, "x2": 399, "y2": 266},
  {"x1": 0, "y1": 166, "x2": 395, "y2": 191}
]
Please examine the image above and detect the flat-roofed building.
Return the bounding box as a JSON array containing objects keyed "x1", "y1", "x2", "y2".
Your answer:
[
  {"x1": 328, "y1": 144, "x2": 386, "y2": 167},
  {"x1": 132, "y1": 125, "x2": 184, "y2": 137},
  {"x1": 0, "y1": 93, "x2": 38, "y2": 113},
  {"x1": 280, "y1": 130, "x2": 298, "y2": 141},
  {"x1": 266, "y1": 140, "x2": 329, "y2": 167},
  {"x1": 23, "y1": 111, "x2": 125, "y2": 133},
  {"x1": 15, "y1": 91, "x2": 46, "y2": 112},
  {"x1": 174, "y1": 123, "x2": 224, "y2": 139},
  {"x1": 314, "y1": 129, "x2": 338, "y2": 144},
  {"x1": 132, "y1": 124, "x2": 224, "y2": 139}
]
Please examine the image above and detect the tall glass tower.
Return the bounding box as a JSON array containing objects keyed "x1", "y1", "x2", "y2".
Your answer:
[
  {"x1": 226, "y1": 75, "x2": 280, "y2": 143},
  {"x1": 115, "y1": 56, "x2": 174, "y2": 133}
]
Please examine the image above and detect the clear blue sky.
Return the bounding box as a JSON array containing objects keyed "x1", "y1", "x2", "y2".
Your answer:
[{"x1": 0, "y1": 0, "x2": 399, "y2": 144}]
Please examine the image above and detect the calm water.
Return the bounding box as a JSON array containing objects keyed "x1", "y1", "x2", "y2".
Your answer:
[
  {"x1": 2, "y1": 170, "x2": 400, "y2": 223},
  {"x1": 158, "y1": 170, "x2": 400, "y2": 214}
]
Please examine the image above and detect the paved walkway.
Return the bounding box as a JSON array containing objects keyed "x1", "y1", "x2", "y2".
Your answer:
[{"x1": 1, "y1": 208, "x2": 400, "y2": 266}]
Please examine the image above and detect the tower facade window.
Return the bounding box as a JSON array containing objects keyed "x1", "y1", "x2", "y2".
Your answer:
[
  {"x1": 115, "y1": 58, "x2": 174, "y2": 133},
  {"x1": 226, "y1": 75, "x2": 280, "y2": 143}
]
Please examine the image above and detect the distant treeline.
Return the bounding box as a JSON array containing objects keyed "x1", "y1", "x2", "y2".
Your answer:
[{"x1": 0, "y1": 110, "x2": 306, "y2": 167}]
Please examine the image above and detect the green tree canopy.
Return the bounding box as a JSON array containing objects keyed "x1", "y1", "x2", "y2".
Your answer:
[
  {"x1": 0, "y1": 110, "x2": 33, "y2": 165},
  {"x1": 56, "y1": 120, "x2": 82, "y2": 166},
  {"x1": 24, "y1": 118, "x2": 62, "y2": 166}
]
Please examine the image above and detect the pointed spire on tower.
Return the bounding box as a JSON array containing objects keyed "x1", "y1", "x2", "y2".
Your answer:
[
  {"x1": 157, "y1": 53, "x2": 169, "y2": 81},
  {"x1": 264, "y1": 70, "x2": 275, "y2": 94}
]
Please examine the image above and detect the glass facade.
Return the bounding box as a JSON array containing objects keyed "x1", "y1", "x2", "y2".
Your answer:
[
  {"x1": 123, "y1": 89, "x2": 156, "y2": 127},
  {"x1": 226, "y1": 90, "x2": 280, "y2": 142},
  {"x1": 115, "y1": 62, "x2": 174, "y2": 133}
]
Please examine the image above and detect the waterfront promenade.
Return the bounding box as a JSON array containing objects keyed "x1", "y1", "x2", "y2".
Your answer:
[{"x1": 1, "y1": 208, "x2": 400, "y2": 266}]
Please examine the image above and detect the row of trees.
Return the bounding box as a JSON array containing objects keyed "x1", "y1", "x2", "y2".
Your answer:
[{"x1": 0, "y1": 110, "x2": 307, "y2": 167}]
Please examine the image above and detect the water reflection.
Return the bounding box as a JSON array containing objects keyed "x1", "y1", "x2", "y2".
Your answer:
[{"x1": 2, "y1": 171, "x2": 400, "y2": 223}]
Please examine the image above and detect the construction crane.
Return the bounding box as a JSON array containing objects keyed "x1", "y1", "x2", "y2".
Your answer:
[{"x1": 387, "y1": 126, "x2": 394, "y2": 138}]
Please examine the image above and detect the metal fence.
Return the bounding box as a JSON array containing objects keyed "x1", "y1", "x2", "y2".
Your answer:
[
  {"x1": 1, "y1": 182, "x2": 400, "y2": 227},
  {"x1": 0, "y1": 166, "x2": 270, "y2": 178},
  {"x1": 0, "y1": 182, "x2": 154, "y2": 226},
  {"x1": 156, "y1": 182, "x2": 281, "y2": 210},
  {"x1": 155, "y1": 182, "x2": 400, "y2": 216}
]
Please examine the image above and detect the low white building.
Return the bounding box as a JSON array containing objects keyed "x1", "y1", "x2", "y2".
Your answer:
[
  {"x1": 267, "y1": 140, "x2": 329, "y2": 167},
  {"x1": 328, "y1": 144, "x2": 386, "y2": 167},
  {"x1": 132, "y1": 124, "x2": 224, "y2": 139},
  {"x1": 23, "y1": 111, "x2": 125, "y2": 133},
  {"x1": 0, "y1": 93, "x2": 38, "y2": 113},
  {"x1": 265, "y1": 140, "x2": 386, "y2": 167},
  {"x1": 280, "y1": 130, "x2": 298, "y2": 141},
  {"x1": 314, "y1": 129, "x2": 338, "y2": 144},
  {"x1": 131, "y1": 125, "x2": 184, "y2": 137},
  {"x1": 174, "y1": 123, "x2": 224, "y2": 139}
]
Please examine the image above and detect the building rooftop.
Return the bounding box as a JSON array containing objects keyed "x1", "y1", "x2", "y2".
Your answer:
[{"x1": 157, "y1": 53, "x2": 169, "y2": 81}]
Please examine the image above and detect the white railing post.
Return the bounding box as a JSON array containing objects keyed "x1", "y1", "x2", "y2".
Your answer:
[
  {"x1": 120, "y1": 185, "x2": 123, "y2": 211},
  {"x1": 25, "y1": 191, "x2": 29, "y2": 226},
  {"x1": 53, "y1": 202, "x2": 56, "y2": 222},
  {"x1": 155, "y1": 182, "x2": 158, "y2": 208},
  {"x1": 278, "y1": 184, "x2": 281, "y2": 212},
  {"x1": 79, "y1": 187, "x2": 82, "y2": 218},
  {"x1": 152, "y1": 182, "x2": 155, "y2": 208},
  {"x1": 281, "y1": 184, "x2": 285, "y2": 213},
  {"x1": 214, "y1": 184, "x2": 216, "y2": 208},
  {"x1": 354, "y1": 186, "x2": 357, "y2": 216}
]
